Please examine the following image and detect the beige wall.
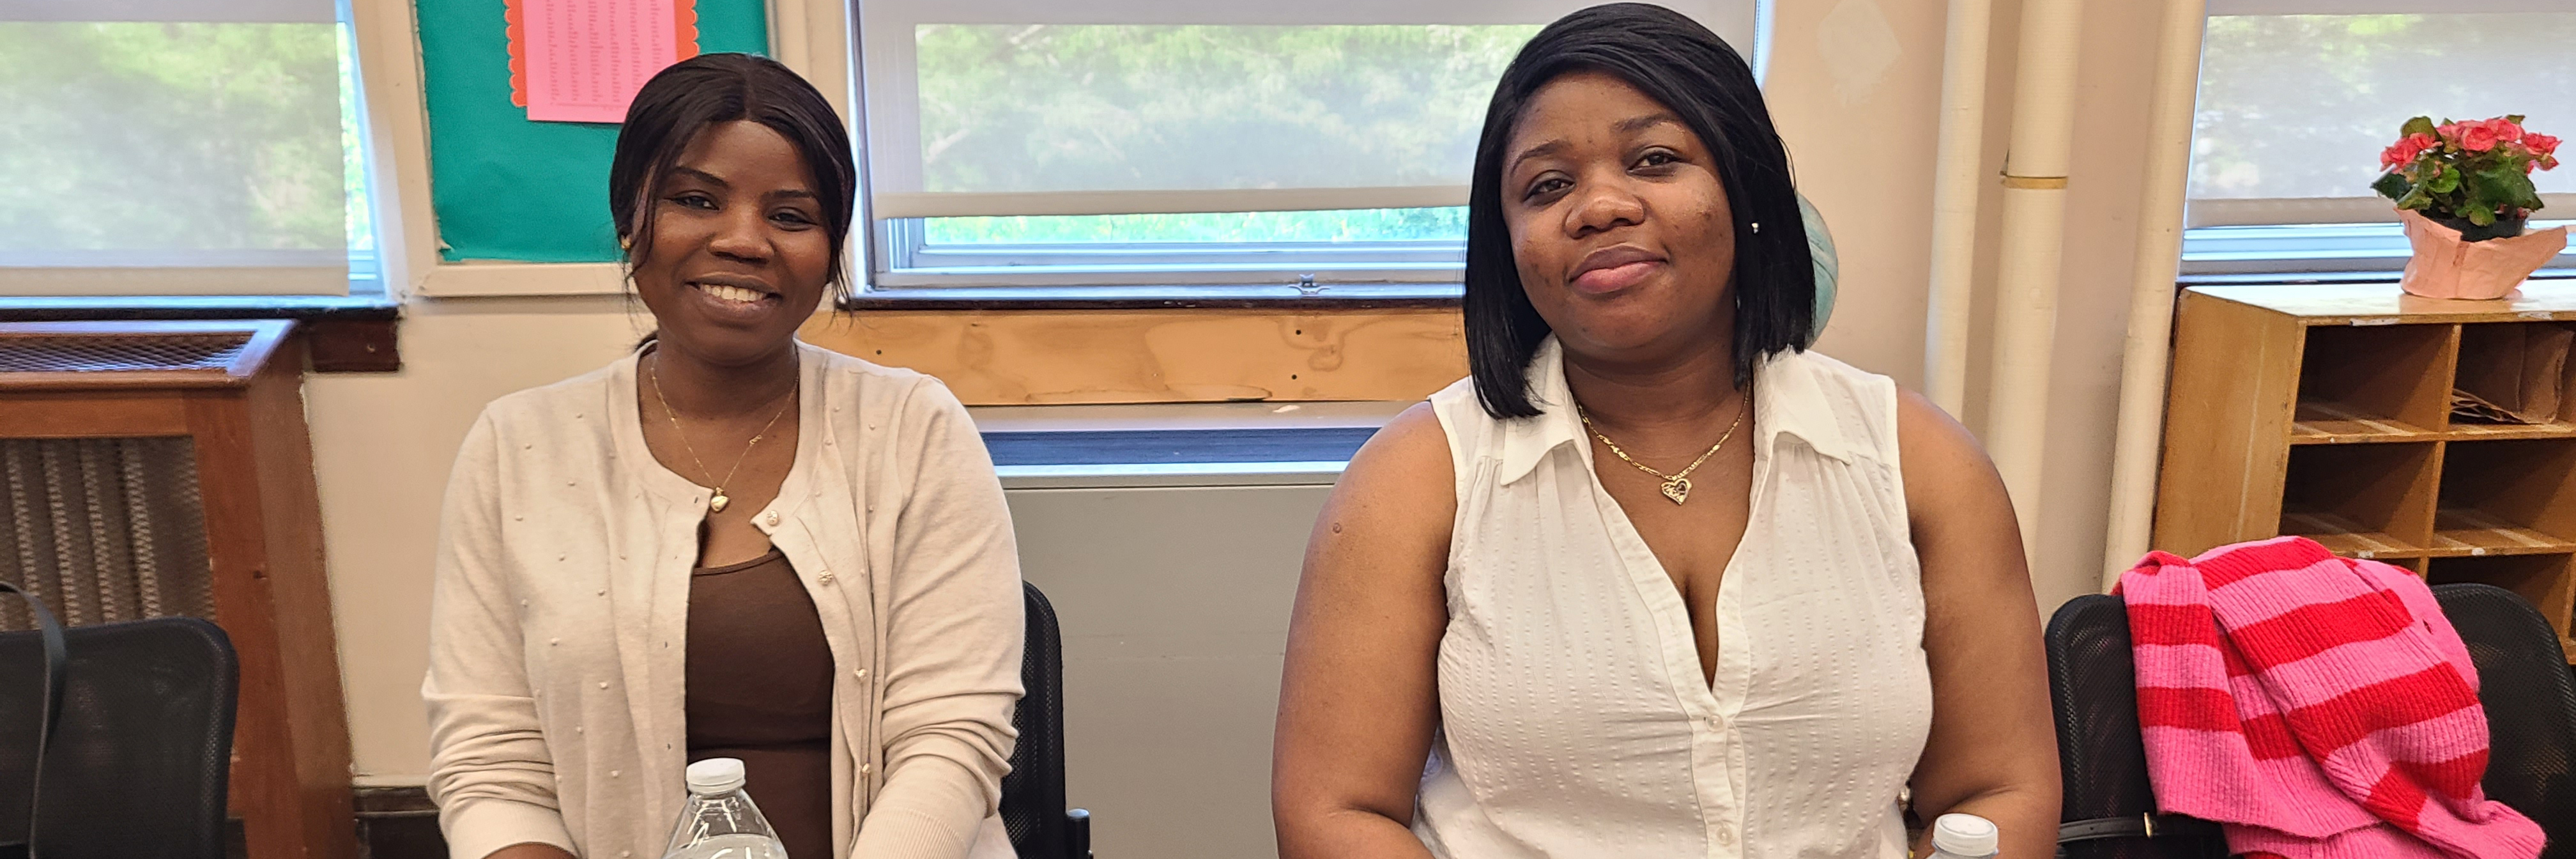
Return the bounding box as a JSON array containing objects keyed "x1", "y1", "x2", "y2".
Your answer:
[
  {"x1": 1772, "y1": 0, "x2": 2168, "y2": 613},
  {"x1": 319, "y1": 0, "x2": 2178, "y2": 782},
  {"x1": 312, "y1": 296, "x2": 653, "y2": 781}
]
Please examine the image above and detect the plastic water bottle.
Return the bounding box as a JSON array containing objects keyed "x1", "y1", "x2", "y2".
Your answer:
[
  {"x1": 1926, "y1": 812, "x2": 2000, "y2": 859},
  {"x1": 661, "y1": 758, "x2": 788, "y2": 859}
]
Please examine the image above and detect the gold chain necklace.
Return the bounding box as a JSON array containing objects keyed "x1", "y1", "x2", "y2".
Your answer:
[
  {"x1": 1578, "y1": 395, "x2": 1747, "y2": 505},
  {"x1": 647, "y1": 353, "x2": 796, "y2": 513}
]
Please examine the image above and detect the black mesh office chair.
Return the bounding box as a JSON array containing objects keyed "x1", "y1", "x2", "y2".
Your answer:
[
  {"x1": 0, "y1": 592, "x2": 236, "y2": 859},
  {"x1": 2048, "y1": 587, "x2": 2576, "y2": 858},
  {"x1": 2045, "y1": 593, "x2": 2229, "y2": 858},
  {"x1": 1001, "y1": 581, "x2": 1091, "y2": 859},
  {"x1": 2432, "y1": 583, "x2": 2576, "y2": 858}
]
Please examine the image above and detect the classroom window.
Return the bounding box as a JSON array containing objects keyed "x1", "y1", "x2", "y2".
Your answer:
[
  {"x1": 0, "y1": 0, "x2": 379, "y2": 298},
  {"x1": 2182, "y1": 1, "x2": 2576, "y2": 275},
  {"x1": 851, "y1": 0, "x2": 1759, "y2": 291}
]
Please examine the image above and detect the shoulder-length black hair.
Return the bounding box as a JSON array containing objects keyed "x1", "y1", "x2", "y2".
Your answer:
[
  {"x1": 609, "y1": 52, "x2": 859, "y2": 298},
  {"x1": 1465, "y1": 3, "x2": 1814, "y2": 419}
]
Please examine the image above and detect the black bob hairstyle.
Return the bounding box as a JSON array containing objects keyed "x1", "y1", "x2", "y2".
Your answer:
[
  {"x1": 1464, "y1": 3, "x2": 1815, "y2": 419},
  {"x1": 608, "y1": 52, "x2": 860, "y2": 298}
]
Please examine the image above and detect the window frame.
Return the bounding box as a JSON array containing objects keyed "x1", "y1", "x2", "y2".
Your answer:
[
  {"x1": 0, "y1": 1, "x2": 401, "y2": 301},
  {"x1": 2184, "y1": 2, "x2": 2576, "y2": 276},
  {"x1": 836, "y1": 0, "x2": 1759, "y2": 297}
]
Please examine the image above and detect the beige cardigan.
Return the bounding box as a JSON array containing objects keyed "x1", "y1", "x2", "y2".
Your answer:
[{"x1": 424, "y1": 343, "x2": 1023, "y2": 859}]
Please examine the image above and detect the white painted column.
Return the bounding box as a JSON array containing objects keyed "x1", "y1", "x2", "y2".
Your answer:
[
  {"x1": 2101, "y1": 0, "x2": 2211, "y2": 587},
  {"x1": 1982, "y1": 0, "x2": 2088, "y2": 550},
  {"x1": 1924, "y1": 0, "x2": 1995, "y2": 415}
]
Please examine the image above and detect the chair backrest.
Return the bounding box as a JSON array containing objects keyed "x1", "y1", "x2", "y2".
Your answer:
[
  {"x1": 2430, "y1": 583, "x2": 2576, "y2": 858},
  {"x1": 2044, "y1": 594, "x2": 2228, "y2": 859},
  {"x1": 0, "y1": 616, "x2": 236, "y2": 859},
  {"x1": 1001, "y1": 581, "x2": 1073, "y2": 859}
]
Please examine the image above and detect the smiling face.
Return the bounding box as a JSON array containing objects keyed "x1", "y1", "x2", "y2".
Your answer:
[
  {"x1": 630, "y1": 120, "x2": 833, "y2": 368},
  {"x1": 1501, "y1": 71, "x2": 1737, "y2": 363}
]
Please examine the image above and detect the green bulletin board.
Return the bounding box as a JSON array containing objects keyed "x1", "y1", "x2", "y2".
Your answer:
[{"x1": 415, "y1": 0, "x2": 770, "y2": 262}]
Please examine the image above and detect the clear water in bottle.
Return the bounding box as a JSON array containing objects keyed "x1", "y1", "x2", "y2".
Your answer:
[
  {"x1": 663, "y1": 833, "x2": 786, "y2": 859},
  {"x1": 661, "y1": 758, "x2": 790, "y2": 859}
]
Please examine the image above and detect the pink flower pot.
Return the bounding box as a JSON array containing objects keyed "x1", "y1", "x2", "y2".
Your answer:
[{"x1": 2399, "y1": 208, "x2": 2568, "y2": 300}]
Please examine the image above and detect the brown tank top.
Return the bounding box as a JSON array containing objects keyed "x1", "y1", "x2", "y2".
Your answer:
[{"x1": 686, "y1": 548, "x2": 835, "y2": 859}]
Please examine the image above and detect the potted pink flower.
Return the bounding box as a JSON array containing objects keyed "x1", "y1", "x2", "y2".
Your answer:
[{"x1": 2373, "y1": 114, "x2": 2567, "y2": 299}]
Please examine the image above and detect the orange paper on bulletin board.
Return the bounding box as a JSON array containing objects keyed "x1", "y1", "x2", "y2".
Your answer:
[{"x1": 507, "y1": 0, "x2": 701, "y2": 123}]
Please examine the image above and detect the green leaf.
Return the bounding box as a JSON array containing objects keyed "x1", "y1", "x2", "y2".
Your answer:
[
  {"x1": 2428, "y1": 166, "x2": 2462, "y2": 195},
  {"x1": 2470, "y1": 206, "x2": 2498, "y2": 226},
  {"x1": 2474, "y1": 164, "x2": 2534, "y2": 199},
  {"x1": 2373, "y1": 171, "x2": 2414, "y2": 202},
  {"x1": 2509, "y1": 114, "x2": 2527, "y2": 125},
  {"x1": 2398, "y1": 187, "x2": 2432, "y2": 210},
  {"x1": 2404, "y1": 116, "x2": 2439, "y2": 137}
]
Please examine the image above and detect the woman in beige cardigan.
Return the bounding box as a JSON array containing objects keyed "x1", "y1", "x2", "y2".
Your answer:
[{"x1": 424, "y1": 54, "x2": 1023, "y2": 859}]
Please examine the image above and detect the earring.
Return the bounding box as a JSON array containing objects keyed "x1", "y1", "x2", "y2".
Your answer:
[{"x1": 1750, "y1": 221, "x2": 1762, "y2": 234}]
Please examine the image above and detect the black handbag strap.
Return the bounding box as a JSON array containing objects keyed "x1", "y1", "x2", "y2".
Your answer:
[
  {"x1": 0, "y1": 582, "x2": 66, "y2": 857},
  {"x1": 2056, "y1": 812, "x2": 2223, "y2": 855}
]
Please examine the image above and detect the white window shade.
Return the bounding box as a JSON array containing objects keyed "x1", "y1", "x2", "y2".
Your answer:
[
  {"x1": 2188, "y1": 4, "x2": 2576, "y2": 228},
  {"x1": 857, "y1": 0, "x2": 1758, "y2": 221},
  {"x1": 0, "y1": 0, "x2": 356, "y2": 296}
]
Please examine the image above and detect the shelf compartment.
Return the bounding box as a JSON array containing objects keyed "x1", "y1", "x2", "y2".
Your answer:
[
  {"x1": 2292, "y1": 401, "x2": 2441, "y2": 444},
  {"x1": 2426, "y1": 508, "x2": 2576, "y2": 557},
  {"x1": 2435, "y1": 438, "x2": 2576, "y2": 563},
  {"x1": 2425, "y1": 553, "x2": 2576, "y2": 652},
  {"x1": 2448, "y1": 323, "x2": 2576, "y2": 434},
  {"x1": 2444, "y1": 420, "x2": 2576, "y2": 441},
  {"x1": 2290, "y1": 323, "x2": 2456, "y2": 444},
  {"x1": 2278, "y1": 442, "x2": 2439, "y2": 559}
]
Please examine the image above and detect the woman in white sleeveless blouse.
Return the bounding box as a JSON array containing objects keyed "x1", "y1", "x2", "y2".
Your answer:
[{"x1": 1272, "y1": 6, "x2": 2060, "y2": 858}]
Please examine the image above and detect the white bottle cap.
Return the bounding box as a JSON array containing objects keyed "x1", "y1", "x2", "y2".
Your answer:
[
  {"x1": 1931, "y1": 813, "x2": 2000, "y2": 857},
  {"x1": 686, "y1": 757, "x2": 747, "y2": 795}
]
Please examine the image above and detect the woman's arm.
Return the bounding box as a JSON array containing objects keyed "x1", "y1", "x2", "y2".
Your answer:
[
  {"x1": 852, "y1": 378, "x2": 1027, "y2": 859},
  {"x1": 1896, "y1": 391, "x2": 2064, "y2": 858},
  {"x1": 423, "y1": 414, "x2": 581, "y2": 859},
  {"x1": 1273, "y1": 405, "x2": 1455, "y2": 859}
]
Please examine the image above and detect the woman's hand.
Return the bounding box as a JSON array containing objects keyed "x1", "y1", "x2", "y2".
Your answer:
[
  {"x1": 1896, "y1": 391, "x2": 2064, "y2": 858},
  {"x1": 1271, "y1": 405, "x2": 1455, "y2": 859},
  {"x1": 481, "y1": 844, "x2": 577, "y2": 859}
]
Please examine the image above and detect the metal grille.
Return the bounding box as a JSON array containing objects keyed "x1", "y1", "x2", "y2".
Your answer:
[
  {"x1": 0, "y1": 438, "x2": 216, "y2": 628},
  {"x1": 0, "y1": 333, "x2": 249, "y2": 374}
]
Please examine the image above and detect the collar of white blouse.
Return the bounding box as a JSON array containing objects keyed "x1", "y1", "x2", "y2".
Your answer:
[{"x1": 1496, "y1": 336, "x2": 1859, "y2": 487}]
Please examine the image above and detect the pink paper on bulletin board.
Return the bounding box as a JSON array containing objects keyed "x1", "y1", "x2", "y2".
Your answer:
[{"x1": 507, "y1": 0, "x2": 702, "y2": 123}]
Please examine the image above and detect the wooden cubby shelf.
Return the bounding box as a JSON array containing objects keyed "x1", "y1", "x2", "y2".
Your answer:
[
  {"x1": 2287, "y1": 323, "x2": 2454, "y2": 444},
  {"x1": 2156, "y1": 283, "x2": 2576, "y2": 662},
  {"x1": 2277, "y1": 442, "x2": 2438, "y2": 559},
  {"x1": 2432, "y1": 438, "x2": 2576, "y2": 558},
  {"x1": 2444, "y1": 421, "x2": 2576, "y2": 442},
  {"x1": 2426, "y1": 508, "x2": 2576, "y2": 557}
]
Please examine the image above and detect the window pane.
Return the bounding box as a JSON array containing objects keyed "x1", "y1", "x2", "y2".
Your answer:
[
  {"x1": 912, "y1": 24, "x2": 1538, "y2": 196},
  {"x1": 0, "y1": 22, "x2": 348, "y2": 255},
  {"x1": 2191, "y1": 13, "x2": 2576, "y2": 201},
  {"x1": 923, "y1": 207, "x2": 1469, "y2": 245},
  {"x1": 339, "y1": 21, "x2": 373, "y2": 259}
]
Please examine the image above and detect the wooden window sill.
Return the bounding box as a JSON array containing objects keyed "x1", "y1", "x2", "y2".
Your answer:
[
  {"x1": 808, "y1": 288, "x2": 1467, "y2": 406},
  {"x1": 843, "y1": 284, "x2": 1462, "y2": 311},
  {"x1": 0, "y1": 295, "x2": 402, "y2": 373}
]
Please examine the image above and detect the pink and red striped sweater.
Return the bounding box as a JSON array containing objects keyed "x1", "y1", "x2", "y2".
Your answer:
[{"x1": 2119, "y1": 536, "x2": 2542, "y2": 859}]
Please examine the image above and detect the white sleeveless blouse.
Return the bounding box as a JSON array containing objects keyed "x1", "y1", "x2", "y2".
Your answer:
[{"x1": 1415, "y1": 337, "x2": 1934, "y2": 858}]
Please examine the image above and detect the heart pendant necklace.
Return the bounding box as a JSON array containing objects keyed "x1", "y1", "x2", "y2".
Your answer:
[
  {"x1": 648, "y1": 353, "x2": 796, "y2": 513},
  {"x1": 1579, "y1": 395, "x2": 1747, "y2": 506}
]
